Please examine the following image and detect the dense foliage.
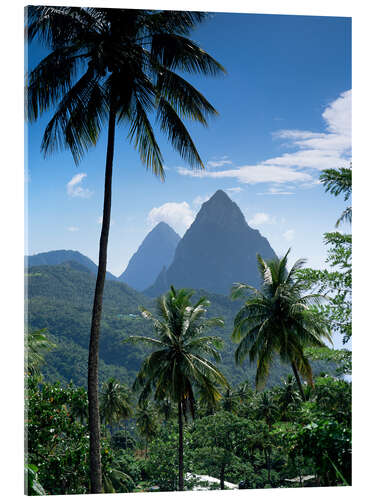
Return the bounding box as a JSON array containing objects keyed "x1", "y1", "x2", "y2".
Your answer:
[
  {"x1": 231, "y1": 250, "x2": 332, "y2": 398},
  {"x1": 27, "y1": 262, "x2": 336, "y2": 388},
  {"x1": 25, "y1": 325, "x2": 351, "y2": 494}
]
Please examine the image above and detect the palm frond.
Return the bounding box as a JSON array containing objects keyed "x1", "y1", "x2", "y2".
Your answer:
[
  {"x1": 128, "y1": 100, "x2": 165, "y2": 179},
  {"x1": 156, "y1": 97, "x2": 204, "y2": 168},
  {"x1": 151, "y1": 33, "x2": 226, "y2": 76},
  {"x1": 156, "y1": 68, "x2": 218, "y2": 125}
]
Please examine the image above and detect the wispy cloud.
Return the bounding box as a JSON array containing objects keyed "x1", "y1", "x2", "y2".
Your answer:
[
  {"x1": 226, "y1": 187, "x2": 243, "y2": 194},
  {"x1": 248, "y1": 212, "x2": 275, "y2": 227},
  {"x1": 177, "y1": 90, "x2": 351, "y2": 188},
  {"x1": 257, "y1": 186, "x2": 295, "y2": 196},
  {"x1": 207, "y1": 158, "x2": 233, "y2": 168},
  {"x1": 178, "y1": 164, "x2": 312, "y2": 184},
  {"x1": 267, "y1": 90, "x2": 351, "y2": 170},
  {"x1": 67, "y1": 226, "x2": 79, "y2": 232},
  {"x1": 66, "y1": 173, "x2": 93, "y2": 198},
  {"x1": 147, "y1": 201, "x2": 195, "y2": 235}
]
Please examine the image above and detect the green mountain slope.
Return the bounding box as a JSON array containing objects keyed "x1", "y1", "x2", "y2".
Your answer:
[
  {"x1": 26, "y1": 249, "x2": 119, "y2": 281},
  {"x1": 26, "y1": 263, "x2": 335, "y2": 388}
]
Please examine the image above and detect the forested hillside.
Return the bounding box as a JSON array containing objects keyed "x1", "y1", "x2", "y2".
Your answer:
[{"x1": 26, "y1": 262, "x2": 335, "y2": 388}]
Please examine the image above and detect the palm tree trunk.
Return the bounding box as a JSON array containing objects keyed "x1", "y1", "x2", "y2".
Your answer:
[
  {"x1": 291, "y1": 361, "x2": 306, "y2": 402},
  {"x1": 87, "y1": 96, "x2": 116, "y2": 494},
  {"x1": 220, "y1": 464, "x2": 225, "y2": 490},
  {"x1": 178, "y1": 400, "x2": 184, "y2": 491}
]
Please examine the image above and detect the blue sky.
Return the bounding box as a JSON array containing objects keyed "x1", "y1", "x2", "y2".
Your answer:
[{"x1": 26, "y1": 11, "x2": 351, "y2": 281}]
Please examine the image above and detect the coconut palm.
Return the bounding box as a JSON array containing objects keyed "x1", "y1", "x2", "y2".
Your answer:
[
  {"x1": 127, "y1": 286, "x2": 228, "y2": 490},
  {"x1": 135, "y1": 400, "x2": 158, "y2": 457},
  {"x1": 155, "y1": 398, "x2": 176, "y2": 423},
  {"x1": 235, "y1": 380, "x2": 253, "y2": 403},
  {"x1": 221, "y1": 387, "x2": 238, "y2": 413},
  {"x1": 256, "y1": 391, "x2": 278, "y2": 431},
  {"x1": 275, "y1": 374, "x2": 301, "y2": 420},
  {"x1": 255, "y1": 391, "x2": 278, "y2": 482},
  {"x1": 100, "y1": 378, "x2": 133, "y2": 427},
  {"x1": 26, "y1": 7, "x2": 225, "y2": 492},
  {"x1": 231, "y1": 250, "x2": 332, "y2": 401},
  {"x1": 196, "y1": 382, "x2": 221, "y2": 416}
]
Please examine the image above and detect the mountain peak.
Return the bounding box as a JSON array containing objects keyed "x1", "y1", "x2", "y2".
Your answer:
[
  {"x1": 196, "y1": 190, "x2": 245, "y2": 228},
  {"x1": 210, "y1": 189, "x2": 231, "y2": 201},
  {"x1": 151, "y1": 221, "x2": 180, "y2": 237},
  {"x1": 146, "y1": 191, "x2": 277, "y2": 296},
  {"x1": 119, "y1": 222, "x2": 180, "y2": 291}
]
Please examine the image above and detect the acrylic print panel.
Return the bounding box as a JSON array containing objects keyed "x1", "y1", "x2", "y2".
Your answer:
[{"x1": 25, "y1": 1, "x2": 352, "y2": 495}]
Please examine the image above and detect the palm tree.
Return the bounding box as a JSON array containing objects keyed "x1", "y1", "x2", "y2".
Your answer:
[
  {"x1": 127, "y1": 286, "x2": 228, "y2": 490},
  {"x1": 100, "y1": 378, "x2": 133, "y2": 428},
  {"x1": 26, "y1": 7, "x2": 225, "y2": 492},
  {"x1": 256, "y1": 391, "x2": 278, "y2": 431},
  {"x1": 275, "y1": 375, "x2": 301, "y2": 420},
  {"x1": 221, "y1": 387, "x2": 238, "y2": 413},
  {"x1": 196, "y1": 383, "x2": 221, "y2": 416},
  {"x1": 320, "y1": 164, "x2": 352, "y2": 227},
  {"x1": 26, "y1": 328, "x2": 56, "y2": 379},
  {"x1": 135, "y1": 400, "x2": 158, "y2": 457},
  {"x1": 231, "y1": 250, "x2": 332, "y2": 401},
  {"x1": 255, "y1": 391, "x2": 278, "y2": 482},
  {"x1": 235, "y1": 380, "x2": 253, "y2": 404},
  {"x1": 155, "y1": 398, "x2": 176, "y2": 423}
]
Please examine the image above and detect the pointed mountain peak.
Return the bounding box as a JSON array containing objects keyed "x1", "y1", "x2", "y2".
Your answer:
[
  {"x1": 209, "y1": 189, "x2": 232, "y2": 202},
  {"x1": 119, "y1": 221, "x2": 180, "y2": 291},
  {"x1": 196, "y1": 189, "x2": 245, "y2": 227},
  {"x1": 145, "y1": 189, "x2": 277, "y2": 297},
  {"x1": 150, "y1": 221, "x2": 180, "y2": 236}
]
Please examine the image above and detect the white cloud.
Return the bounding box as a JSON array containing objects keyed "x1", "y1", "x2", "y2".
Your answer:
[
  {"x1": 147, "y1": 201, "x2": 194, "y2": 235},
  {"x1": 283, "y1": 229, "x2": 295, "y2": 242},
  {"x1": 248, "y1": 212, "x2": 275, "y2": 227},
  {"x1": 257, "y1": 186, "x2": 295, "y2": 195},
  {"x1": 177, "y1": 90, "x2": 351, "y2": 187},
  {"x1": 67, "y1": 173, "x2": 93, "y2": 198},
  {"x1": 226, "y1": 187, "x2": 243, "y2": 194},
  {"x1": 67, "y1": 226, "x2": 79, "y2": 232},
  {"x1": 271, "y1": 90, "x2": 351, "y2": 170},
  {"x1": 178, "y1": 165, "x2": 312, "y2": 184},
  {"x1": 207, "y1": 159, "x2": 233, "y2": 168}
]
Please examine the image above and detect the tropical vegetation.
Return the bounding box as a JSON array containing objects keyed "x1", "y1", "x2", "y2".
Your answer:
[
  {"x1": 127, "y1": 286, "x2": 229, "y2": 490},
  {"x1": 27, "y1": 6, "x2": 225, "y2": 491},
  {"x1": 231, "y1": 250, "x2": 332, "y2": 400},
  {"x1": 25, "y1": 6, "x2": 351, "y2": 496}
]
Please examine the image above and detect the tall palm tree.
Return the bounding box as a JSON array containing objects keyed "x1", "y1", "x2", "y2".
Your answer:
[
  {"x1": 127, "y1": 286, "x2": 228, "y2": 490},
  {"x1": 231, "y1": 250, "x2": 332, "y2": 401},
  {"x1": 100, "y1": 378, "x2": 133, "y2": 427},
  {"x1": 26, "y1": 7, "x2": 225, "y2": 492}
]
